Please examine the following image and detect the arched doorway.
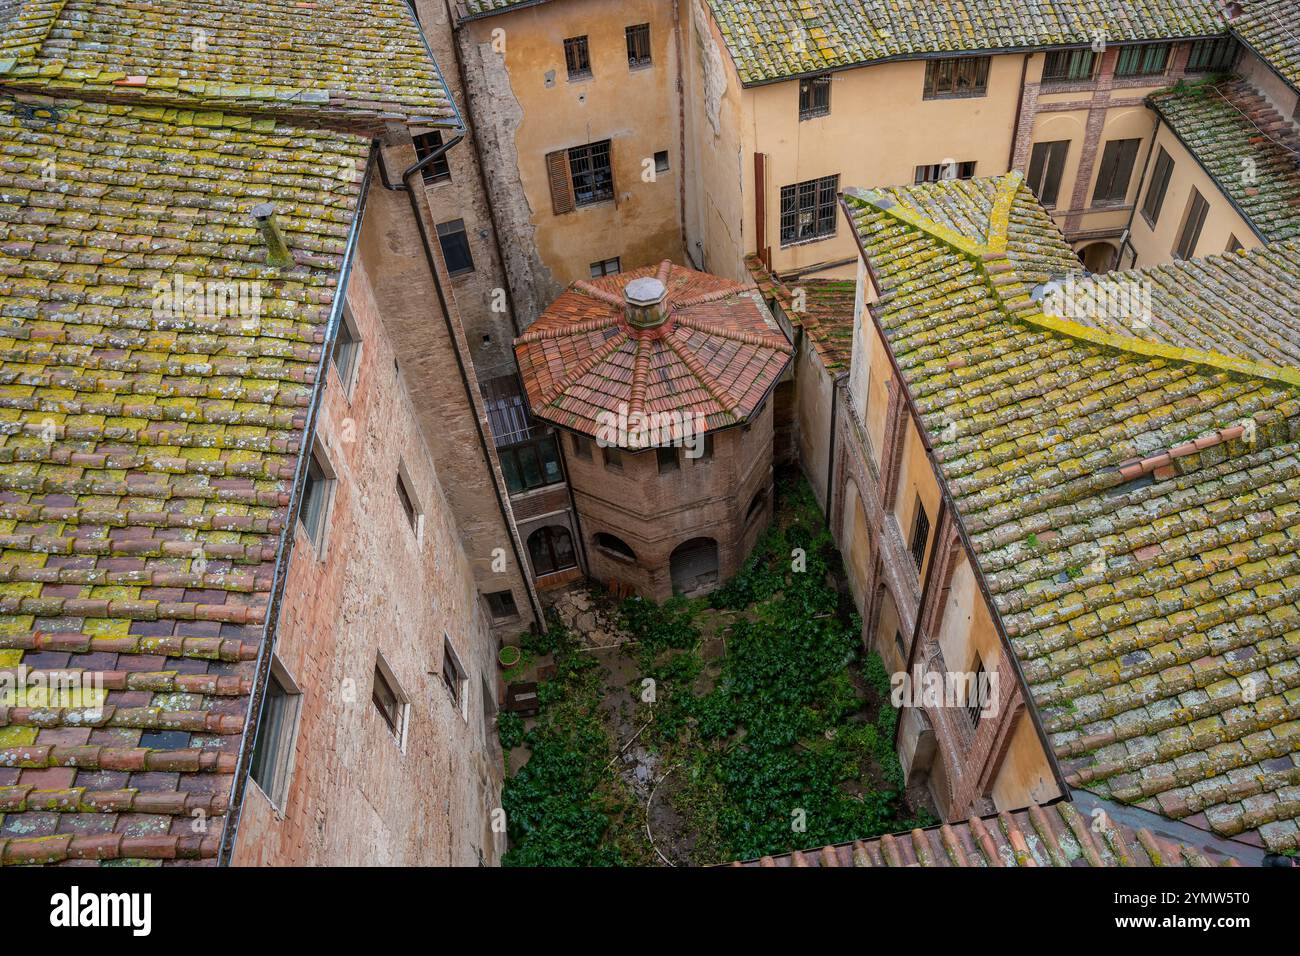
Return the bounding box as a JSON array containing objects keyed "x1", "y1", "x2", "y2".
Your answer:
[
  {"x1": 1077, "y1": 241, "x2": 1118, "y2": 274},
  {"x1": 669, "y1": 537, "x2": 719, "y2": 596},
  {"x1": 527, "y1": 525, "x2": 577, "y2": 577}
]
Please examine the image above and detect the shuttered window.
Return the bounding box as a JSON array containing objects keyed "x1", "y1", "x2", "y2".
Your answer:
[
  {"x1": 1174, "y1": 189, "x2": 1210, "y2": 260},
  {"x1": 1026, "y1": 140, "x2": 1069, "y2": 207},
  {"x1": 1115, "y1": 43, "x2": 1169, "y2": 77},
  {"x1": 546, "y1": 140, "x2": 614, "y2": 214},
  {"x1": 923, "y1": 56, "x2": 990, "y2": 98},
  {"x1": 1091, "y1": 138, "x2": 1140, "y2": 204},
  {"x1": 546, "y1": 150, "x2": 575, "y2": 214},
  {"x1": 1141, "y1": 147, "x2": 1174, "y2": 225}
]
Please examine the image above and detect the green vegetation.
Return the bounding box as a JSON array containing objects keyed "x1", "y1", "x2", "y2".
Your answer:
[{"x1": 499, "y1": 476, "x2": 932, "y2": 866}]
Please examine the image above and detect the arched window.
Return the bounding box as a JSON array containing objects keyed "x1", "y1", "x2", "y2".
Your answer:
[
  {"x1": 594, "y1": 532, "x2": 636, "y2": 562},
  {"x1": 670, "y1": 537, "x2": 719, "y2": 596},
  {"x1": 528, "y1": 525, "x2": 577, "y2": 576}
]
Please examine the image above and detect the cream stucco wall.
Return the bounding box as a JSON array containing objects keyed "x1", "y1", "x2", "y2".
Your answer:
[{"x1": 1128, "y1": 121, "x2": 1260, "y2": 268}]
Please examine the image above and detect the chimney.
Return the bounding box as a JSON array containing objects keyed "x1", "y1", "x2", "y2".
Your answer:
[
  {"x1": 1224, "y1": 1, "x2": 1243, "y2": 20},
  {"x1": 251, "y1": 203, "x2": 296, "y2": 267},
  {"x1": 623, "y1": 276, "x2": 668, "y2": 329}
]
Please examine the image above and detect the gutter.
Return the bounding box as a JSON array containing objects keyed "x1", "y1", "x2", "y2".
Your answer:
[
  {"x1": 379, "y1": 134, "x2": 546, "y2": 628},
  {"x1": 218, "y1": 146, "x2": 376, "y2": 866},
  {"x1": 837, "y1": 196, "x2": 1073, "y2": 803}
]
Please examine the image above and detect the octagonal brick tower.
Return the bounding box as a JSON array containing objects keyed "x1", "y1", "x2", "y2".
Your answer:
[{"x1": 514, "y1": 261, "x2": 793, "y2": 600}]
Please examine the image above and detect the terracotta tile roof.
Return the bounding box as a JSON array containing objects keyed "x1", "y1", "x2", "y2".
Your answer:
[
  {"x1": 705, "y1": 0, "x2": 1226, "y2": 85},
  {"x1": 1231, "y1": 0, "x2": 1300, "y2": 93},
  {"x1": 1150, "y1": 79, "x2": 1300, "y2": 242},
  {"x1": 747, "y1": 256, "x2": 855, "y2": 373},
  {"x1": 0, "y1": 75, "x2": 369, "y2": 860},
  {"x1": 733, "y1": 798, "x2": 1255, "y2": 866},
  {"x1": 0, "y1": 0, "x2": 457, "y2": 127},
  {"x1": 846, "y1": 173, "x2": 1300, "y2": 853},
  {"x1": 514, "y1": 261, "x2": 792, "y2": 441}
]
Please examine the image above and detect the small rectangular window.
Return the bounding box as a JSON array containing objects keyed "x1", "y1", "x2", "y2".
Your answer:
[
  {"x1": 499, "y1": 434, "x2": 564, "y2": 494},
  {"x1": 485, "y1": 590, "x2": 519, "y2": 620},
  {"x1": 1141, "y1": 146, "x2": 1174, "y2": 226},
  {"x1": 372, "y1": 656, "x2": 408, "y2": 742},
  {"x1": 799, "y1": 73, "x2": 832, "y2": 119},
  {"x1": 395, "y1": 467, "x2": 419, "y2": 533},
  {"x1": 443, "y1": 635, "x2": 468, "y2": 718},
  {"x1": 923, "y1": 56, "x2": 990, "y2": 99},
  {"x1": 1186, "y1": 37, "x2": 1237, "y2": 73},
  {"x1": 1115, "y1": 43, "x2": 1169, "y2": 78},
  {"x1": 778, "y1": 173, "x2": 839, "y2": 245},
  {"x1": 436, "y1": 219, "x2": 475, "y2": 276},
  {"x1": 695, "y1": 433, "x2": 713, "y2": 462},
  {"x1": 564, "y1": 35, "x2": 591, "y2": 79},
  {"x1": 1026, "y1": 141, "x2": 1069, "y2": 207},
  {"x1": 1226, "y1": 233, "x2": 1243, "y2": 253},
  {"x1": 914, "y1": 161, "x2": 977, "y2": 184},
  {"x1": 654, "y1": 150, "x2": 669, "y2": 173},
  {"x1": 298, "y1": 441, "x2": 335, "y2": 551},
  {"x1": 1041, "y1": 49, "x2": 1097, "y2": 83},
  {"x1": 412, "y1": 131, "x2": 451, "y2": 185},
  {"x1": 656, "y1": 446, "x2": 679, "y2": 473},
  {"x1": 250, "y1": 659, "x2": 302, "y2": 808},
  {"x1": 1174, "y1": 188, "x2": 1210, "y2": 260},
  {"x1": 603, "y1": 446, "x2": 623, "y2": 471},
  {"x1": 966, "y1": 660, "x2": 986, "y2": 726},
  {"x1": 589, "y1": 257, "x2": 621, "y2": 277},
  {"x1": 626, "y1": 23, "x2": 651, "y2": 69},
  {"x1": 571, "y1": 433, "x2": 592, "y2": 459},
  {"x1": 331, "y1": 304, "x2": 362, "y2": 395},
  {"x1": 1091, "y1": 138, "x2": 1141, "y2": 204},
  {"x1": 909, "y1": 498, "x2": 930, "y2": 573}
]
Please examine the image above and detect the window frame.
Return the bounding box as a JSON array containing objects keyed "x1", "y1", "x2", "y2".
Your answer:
[
  {"x1": 923, "y1": 56, "x2": 991, "y2": 99},
  {"x1": 594, "y1": 531, "x2": 636, "y2": 563},
  {"x1": 371, "y1": 654, "x2": 410, "y2": 748},
  {"x1": 564, "y1": 35, "x2": 592, "y2": 79},
  {"x1": 249, "y1": 656, "x2": 303, "y2": 810},
  {"x1": 498, "y1": 432, "x2": 564, "y2": 494},
  {"x1": 914, "y1": 161, "x2": 977, "y2": 185},
  {"x1": 798, "y1": 73, "x2": 832, "y2": 120},
  {"x1": 1091, "y1": 138, "x2": 1141, "y2": 205},
  {"x1": 966, "y1": 659, "x2": 986, "y2": 726},
  {"x1": 571, "y1": 433, "x2": 593, "y2": 460},
  {"x1": 589, "y1": 256, "x2": 621, "y2": 278},
  {"x1": 298, "y1": 440, "x2": 336, "y2": 555},
  {"x1": 1026, "y1": 140, "x2": 1069, "y2": 208},
  {"x1": 395, "y1": 463, "x2": 422, "y2": 538},
  {"x1": 656, "y1": 446, "x2": 679, "y2": 473},
  {"x1": 908, "y1": 498, "x2": 930, "y2": 574},
  {"x1": 625, "y1": 23, "x2": 652, "y2": 69},
  {"x1": 1173, "y1": 188, "x2": 1210, "y2": 260},
  {"x1": 485, "y1": 589, "x2": 519, "y2": 620},
  {"x1": 442, "y1": 635, "x2": 468, "y2": 720},
  {"x1": 1185, "y1": 36, "x2": 1237, "y2": 73},
  {"x1": 1141, "y1": 146, "x2": 1175, "y2": 226},
  {"x1": 412, "y1": 131, "x2": 452, "y2": 185},
  {"x1": 435, "y1": 218, "x2": 475, "y2": 277},
  {"x1": 778, "y1": 173, "x2": 840, "y2": 246},
  {"x1": 568, "y1": 140, "x2": 614, "y2": 207},
  {"x1": 331, "y1": 303, "x2": 362, "y2": 398},
  {"x1": 1114, "y1": 42, "x2": 1170, "y2": 78},
  {"x1": 1041, "y1": 48, "x2": 1098, "y2": 84},
  {"x1": 603, "y1": 446, "x2": 623, "y2": 471}
]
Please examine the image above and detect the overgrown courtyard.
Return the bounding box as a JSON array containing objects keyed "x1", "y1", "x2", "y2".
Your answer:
[{"x1": 498, "y1": 476, "x2": 934, "y2": 866}]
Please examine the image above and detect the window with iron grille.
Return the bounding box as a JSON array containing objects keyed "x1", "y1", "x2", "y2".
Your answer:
[
  {"x1": 778, "y1": 174, "x2": 839, "y2": 245},
  {"x1": 568, "y1": 140, "x2": 614, "y2": 206},
  {"x1": 914, "y1": 161, "x2": 976, "y2": 184},
  {"x1": 1141, "y1": 146, "x2": 1175, "y2": 225},
  {"x1": 1114, "y1": 43, "x2": 1169, "y2": 77},
  {"x1": 412, "y1": 131, "x2": 451, "y2": 184},
  {"x1": 923, "y1": 56, "x2": 990, "y2": 98},
  {"x1": 798, "y1": 74, "x2": 831, "y2": 119},
  {"x1": 909, "y1": 498, "x2": 930, "y2": 573},
  {"x1": 966, "y1": 660, "x2": 986, "y2": 726},
  {"x1": 1041, "y1": 49, "x2": 1097, "y2": 83},
  {"x1": 626, "y1": 23, "x2": 651, "y2": 69},
  {"x1": 1185, "y1": 37, "x2": 1237, "y2": 72},
  {"x1": 564, "y1": 35, "x2": 591, "y2": 79}
]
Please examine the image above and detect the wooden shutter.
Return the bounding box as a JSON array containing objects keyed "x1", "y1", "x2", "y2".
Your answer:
[{"x1": 546, "y1": 149, "x2": 575, "y2": 215}]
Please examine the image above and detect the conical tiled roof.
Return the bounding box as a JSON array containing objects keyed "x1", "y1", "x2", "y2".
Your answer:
[{"x1": 514, "y1": 261, "x2": 792, "y2": 443}]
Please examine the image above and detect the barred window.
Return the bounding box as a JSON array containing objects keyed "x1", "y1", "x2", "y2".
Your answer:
[
  {"x1": 568, "y1": 140, "x2": 614, "y2": 206},
  {"x1": 798, "y1": 74, "x2": 831, "y2": 119},
  {"x1": 626, "y1": 23, "x2": 651, "y2": 69},
  {"x1": 1041, "y1": 49, "x2": 1097, "y2": 83},
  {"x1": 564, "y1": 36, "x2": 591, "y2": 79},
  {"x1": 923, "y1": 56, "x2": 990, "y2": 98},
  {"x1": 778, "y1": 174, "x2": 839, "y2": 245}
]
